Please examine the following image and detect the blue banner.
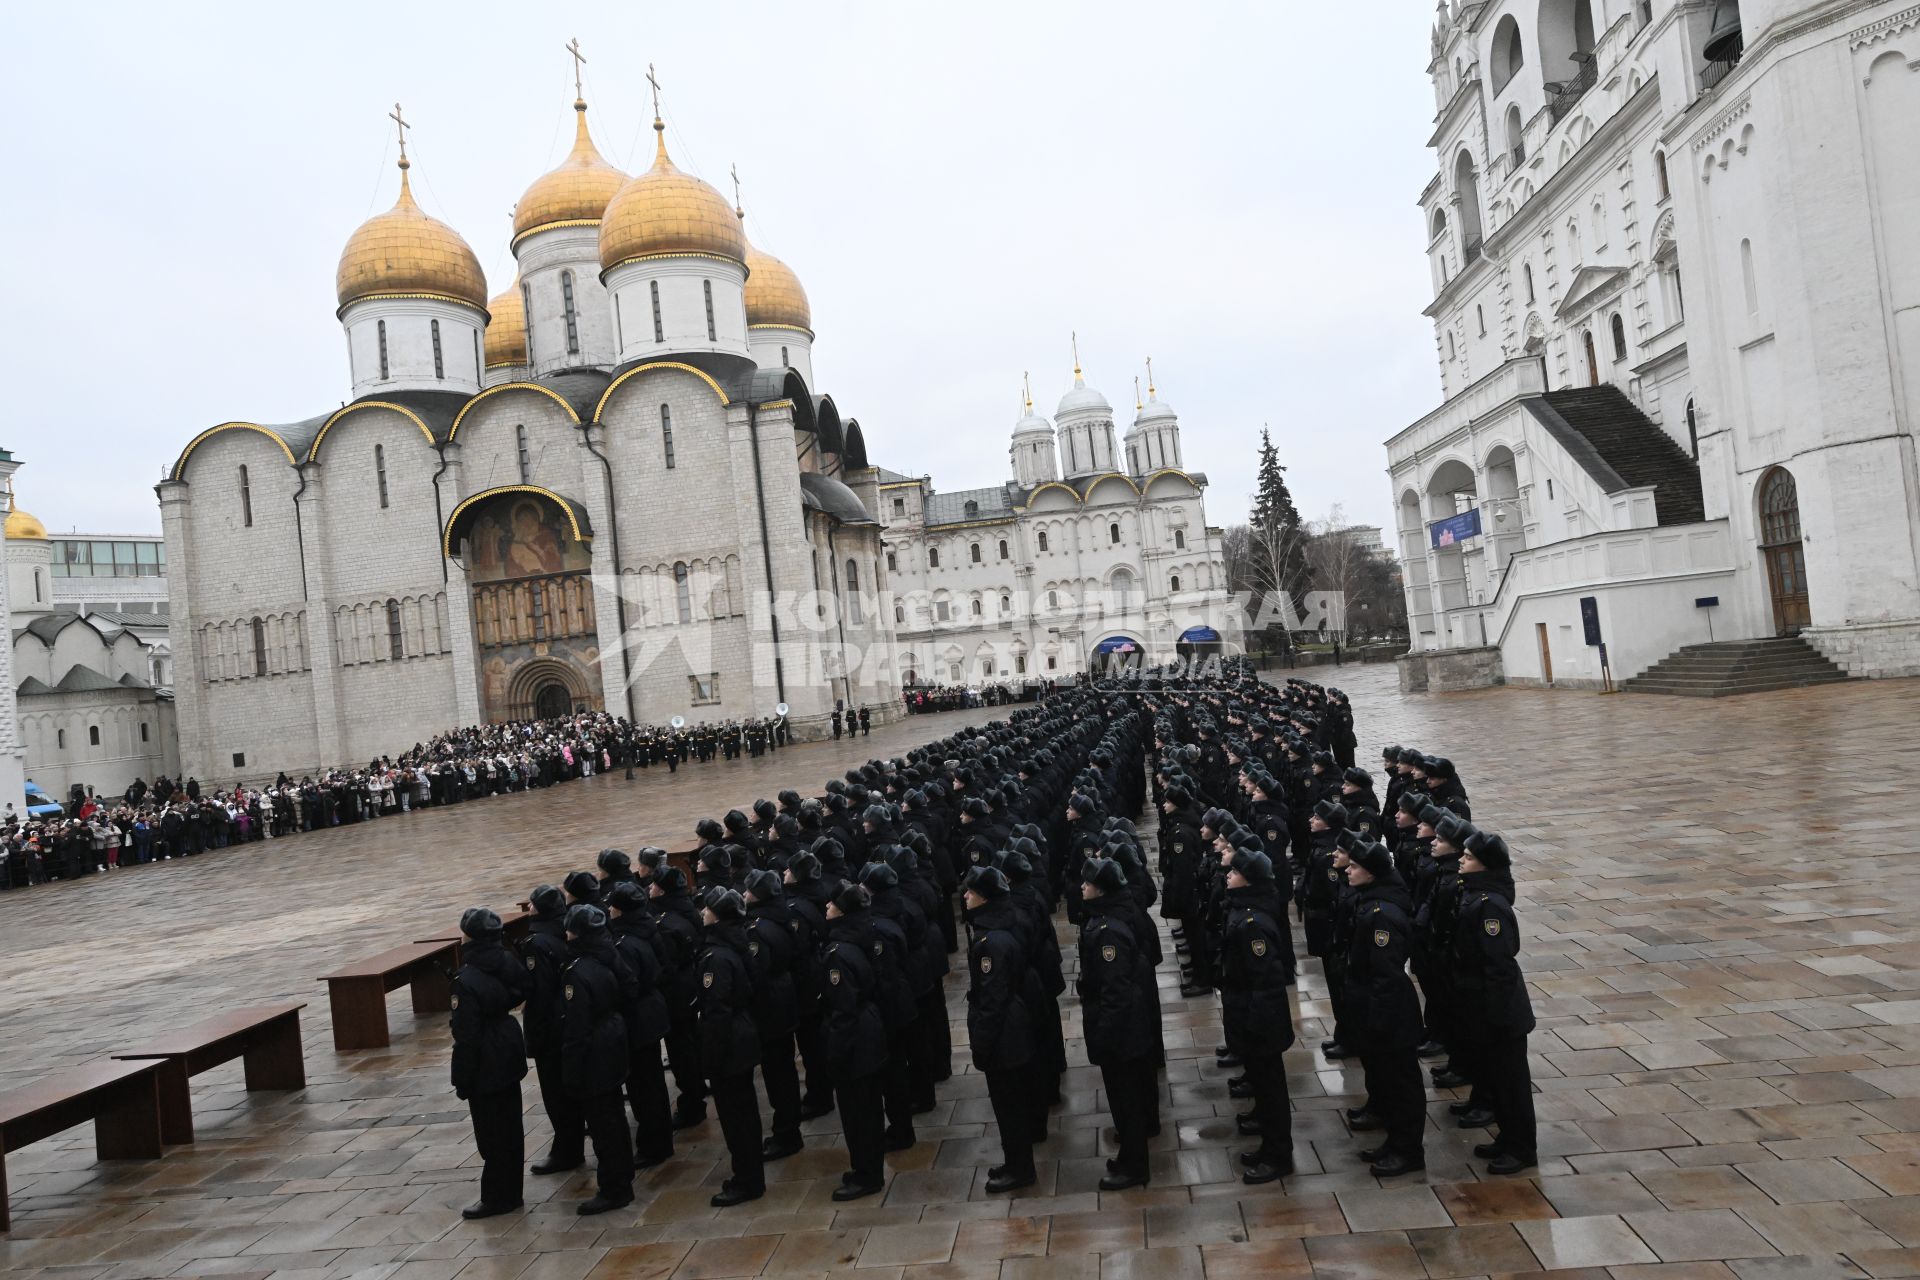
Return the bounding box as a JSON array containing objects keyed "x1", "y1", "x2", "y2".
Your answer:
[
  {"x1": 1178, "y1": 625, "x2": 1221, "y2": 643},
  {"x1": 1429, "y1": 508, "x2": 1482, "y2": 548}
]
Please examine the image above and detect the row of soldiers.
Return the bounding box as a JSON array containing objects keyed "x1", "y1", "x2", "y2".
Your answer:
[
  {"x1": 446, "y1": 678, "x2": 1162, "y2": 1217},
  {"x1": 1152, "y1": 678, "x2": 1537, "y2": 1180},
  {"x1": 629, "y1": 716, "x2": 788, "y2": 767}
]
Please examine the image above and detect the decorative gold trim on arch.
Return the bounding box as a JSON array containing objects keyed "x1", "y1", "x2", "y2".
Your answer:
[
  {"x1": 1140, "y1": 468, "x2": 1198, "y2": 489},
  {"x1": 449, "y1": 382, "x2": 582, "y2": 440},
  {"x1": 442, "y1": 483, "x2": 594, "y2": 560},
  {"x1": 748, "y1": 322, "x2": 815, "y2": 336},
  {"x1": 510, "y1": 217, "x2": 602, "y2": 249},
  {"x1": 1023, "y1": 481, "x2": 1083, "y2": 507},
  {"x1": 306, "y1": 401, "x2": 436, "y2": 462},
  {"x1": 1083, "y1": 472, "x2": 1143, "y2": 497},
  {"x1": 170, "y1": 422, "x2": 298, "y2": 480},
  {"x1": 334, "y1": 291, "x2": 490, "y2": 321},
  {"x1": 592, "y1": 361, "x2": 731, "y2": 421}
]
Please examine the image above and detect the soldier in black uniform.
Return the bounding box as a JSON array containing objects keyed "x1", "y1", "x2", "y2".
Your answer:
[
  {"x1": 822, "y1": 884, "x2": 891, "y2": 1200},
  {"x1": 743, "y1": 868, "x2": 806, "y2": 1161},
  {"x1": 783, "y1": 852, "x2": 838, "y2": 1118},
  {"x1": 1454, "y1": 831, "x2": 1536, "y2": 1173},
  {"x1": 831, "y1": 708, "x2": 844, "y2": 740},
  {"x1": 698, "y1": 888, "x2": 766, "y2": 1206},
  {"x1": 561, "y1": 904, "x2": 635, "y2": 1214},
  {"x1": 521, "y1": 885, "x2": 585, "y2": 1175},
  {"x1": 1077, "y1": 858, "x2": 1157, "y2": 1191},
  {"x1": 1343, "y1": 841, "x2": 1426, "y2": 1176},
  {"x1": 1217, "y1": 850, "x2": 1297, "y2": 1183},
  {"x1": 963, "y1": 866, "x2": 1039, "y2": 1194},
  {"x1": 858, "y1": 706, "x2": 871, "y2": 736},
  {"x1": 451, "y1": 907, "x2": 530, "y2": 1218},
  {"x1": 648, "y1": 866, "x2": 708, "y2": 1128},
  {"x1": 605, "y1": 882, "x2": 674, "y2": 1168}
]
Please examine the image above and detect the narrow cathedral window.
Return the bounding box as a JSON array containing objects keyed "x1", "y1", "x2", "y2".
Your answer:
[
  {"x1": 998, "y1": 539, "x2": 1009, "y2": 560},
  {"x1": 376, "y1": 444, "x2": 389, "y2": 509},
  {"x1": 1171, "y1": 574, "x2": 1182, "y2": 593},
  {"x1": 650, "y1": 281, "x2": 664, "y2": 342},
  {"x1": 561, "y1": 271, "x2": 580, "y2": 354},
  {"x1": 929, "y1": 547, "x2": 940, "y2": 568},
  {"x1": 386, "y1": 599, "x2": 404, "y2": 659},
  {"x1": 1109, "y1": 522, "x2": 1121, "y2": 544},
  {"x1": 846, "y1": 560, "x2": 863, "y2": 623},
  {"x1": 674, "y1": 562, "x2": 692, "y2": 623},
  {"x1": 661, "y1": 405, "x2": 676, "y2": 469},
  {"x1": 473, "y1": 329, "x2": 482, "y2": 379},
  {"x1": 1038, "y1": 531, "x2": 1048, "y2": 552},
  {"x1": 1611, "y1": 312, "x2": 1628, "y2": 361},
  {"x1": 887, "y1": 550, "x2": 898, "y2": 572},
  {"x1": 970, "y1": 543, "x2": 982, "y2": 564},
  {"x1": 431, "y1": 319, "x2": 445, "y2": 379},
  {"x1": 516, "y1": 425, "x2": 531, "y2": 483},
  {"x1": 377, "y1": 320, "x2": 390, "y2": 380},
  {"x1": 781, "y1": 346, "x2": 789, "y2": 368},
  {"x1": 90, "y1": 726, "x2": 101, "y2": 747},
  {"x1": 703, "y1": 280, "x2": 717, "y2": 341},
  {"x1": 239, "y1": 465, "x2": 253, "y2": 528},
  {"x1": 1175, "y1": 529, "x2": 1186, "y2": 549},
  {"x1": 251, "y1": 617, "x2": 268, "y2": 676},
  {"x1": 615, "y1": 294, "x2": 625, "y2": 348},
  {"x1": 523, "y1": 283, "x2": 537, "y2": 361}
]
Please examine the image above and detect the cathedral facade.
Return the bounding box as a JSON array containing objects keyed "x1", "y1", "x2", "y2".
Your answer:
[{"x1": 161, "y1": 92, "x2": 899, "y2": 783}]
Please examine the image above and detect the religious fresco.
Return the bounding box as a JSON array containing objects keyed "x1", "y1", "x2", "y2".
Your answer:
[
  {"x1": 479, "y1": 636, "x2": 604, "y2": 723},
  {"x1": 462, "y1": 495, "x2": 593, "y2": 584}
]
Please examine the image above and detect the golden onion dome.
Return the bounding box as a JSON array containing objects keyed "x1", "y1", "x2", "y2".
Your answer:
[
  {"x1": 5, "y1": 506, "x2": 49, "y2": 542},
  {"x1": 336, "y1": 158, "x2": 488, "y2": 312},
  {"x1": 744, "y1": 238, "x2": 812, "y2": 331},
  {"x1": 513, "y1": 100, "x2": 628, "y2": 242},
  {"x1": 598, "y1": 121, "x2": 747, "y2": 271},
  {"x1": 483, "y1": 277, "x2": 529, "y2": 368}
]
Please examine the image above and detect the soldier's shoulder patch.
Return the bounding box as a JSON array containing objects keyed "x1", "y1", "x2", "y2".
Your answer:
[
  {"x1": 526, "y1": 956, "x2": 537, "y2": 970},
  {"x1": 1102, "y1": 944, "x2": 1117, "y2": 963},
  {"x1": 829, "y1": 968, "x2": 841, "y2": 985},
  {"x1": 1251, "y1": 938, "x2": 1268, "y2": 957},
  {"x1": 450, "y1": 993, "x2": 459, "y2": 1010},
  {"x1": 564, "y1": 983, "x2": 575, "y2": 1001},
  {"x1": 1326, "y1": 868, "x2": 1338, "y2": 881},
  {"x1": 873, "y1": 941, "x2": 884, "y2": 956},
  {"x1": 702, "y1": 971, "x2": 715, "y2": 988},
  {"x1": 1374, "y1": 929, "x2": 1390, "y2": 947},
  {"x1": 748, "y1": 940, "x2": 760, "y2": 955},
  {"x1": 980, "y1": 956, "x2": 993, "y2": 974},
  {"x1": 1484, "y1": 918, "x2": 1501, "y2": 936}
]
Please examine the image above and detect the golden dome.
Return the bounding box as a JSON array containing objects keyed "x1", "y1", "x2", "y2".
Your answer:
[
  {"x1": 5, "y1": 506, "x2": 48, "y2": 542},
  {"x1": 598, "y1": 122, "x2": 747, "y2": 271},
  {"x1": 744, "y1": 239, "x2": 812, "y2": 331},
  {"x1": 336, "y1": 159, "x2": 488, "y2": 312},
  {"x1": 483, "y1": 277, "x2": 529, "y2": 368},
  {"x1": 513, "y1": 101, "x2": 628, "y2": 242}
]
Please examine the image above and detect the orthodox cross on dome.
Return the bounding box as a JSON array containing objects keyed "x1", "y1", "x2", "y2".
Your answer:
[
  {"x1": 565, "y1": 37, "x2": 587, "y2": 100},
  {"x1": 646, "y1": 62, "x2": 663, "y2": 123},
  {"x1": 388, "y1": 102, "x2": 411, "y2": 169},
  {"x1": 1023, "y1": 371, "x2": 1033, "y2": 411},
  {"x1": 1146, "y1": 355, "x2": 1157, "y2": 398},
  {"x1": 1134, "y1": 376, "x2": 1142, "y2": 411},
  {"x1": 1071, "y1": 331, "x2": 1082, "y2": 379},
  {"x1": 731, "y1": 163, "x2": 743, "y2": 217}
]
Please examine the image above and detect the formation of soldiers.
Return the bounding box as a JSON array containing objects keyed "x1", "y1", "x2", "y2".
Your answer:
[{"x1": 447, "y1": 662, "x2": 1537, "y2": 1220}]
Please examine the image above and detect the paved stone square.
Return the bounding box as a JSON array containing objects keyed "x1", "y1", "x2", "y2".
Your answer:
[{"x1": 7, "y1": 670, "x2": 1920, "y2": 1279}]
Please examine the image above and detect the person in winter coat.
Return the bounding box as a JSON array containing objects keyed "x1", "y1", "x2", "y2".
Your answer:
[
  {"x1": 782, "y1": 852, "x2": 838, "y2": 1118},
  {"x1": 521, "y1": 885, "x2": 584, "y2": 1175},
  {"x1": 863, "y1": 857, "x2": 939, "y2": 1114},
  {"x1": 1077, "y1": 859, "x2": 1157, "y2": 1191},
  {"x1": 698, "y1": 888, "x2": 765, "y2": 1206},
  {"x1": 1216, "y1": 851, "x2": 1296, "y2": 1185},
  {"x1": 451, "y1": 908, "x2": 530, "y2": 1219},
  {"x1": 744, "y1": 869, "x2": 806, "y2": 1161},
  {"x1": 963, "y1": 867, "x2": 1038, "y2": 1194},
  {"x1": 1343, "y1": 841, "x2": 1426, "y2": 1177},
  {"x1": 648, "y1": 866, "x2": 708, "y2": 1128},
  {"x1": 606, "y1": 882, "x2": 674, "y2": 1167},
  {"x1": 821, "y1": 883, "x2": 892, "y2": 1201},
  {"x1": 562, "y1": 903, "x2": 635, "y2": 1214},
  {"x1": 1453, "y1": 831, "x2": 1536, "y2": 1175}
]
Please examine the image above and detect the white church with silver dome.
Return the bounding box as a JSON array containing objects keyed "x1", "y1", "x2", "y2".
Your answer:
[{"x1": 156, "y1": 62, "x2": 1231, "y2": 784}]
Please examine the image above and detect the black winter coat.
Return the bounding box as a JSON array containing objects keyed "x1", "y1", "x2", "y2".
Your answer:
[
  {"x1": 696, "y1": 922, "x2": 763, "y2": 1078},
  {"x1": 1344, "y1": 880, "x2": 1424, "y2": 1052},
  {"x1": 561, "y1": 937, "x2": 629, "y2": 1096},
  {"x1": 746, "y1": 900, "x2": 801, "y2": 1037},
  {"x1": 1219, "y1": 887, "x2": 1296, "y2": 1058},
  {"x1": 451, "y1": 938, "x2": 530, "y2": 1098},
  {"x1": 1450, "y1": 871, "x2": 1535, "y2": 1038},
  {"x1": 611, "y1": 912, "x2": 672, "y2": 1045},
  {"x1": 821, "y1": 917, "x2": 890, "y2": 1079},
  {"x1": 519, "y1": 916, "x2": 570, "y2": 1056},
  {"x1": 965, "y1": 899, "x2": 1035, "y2": 1071},
  {"x1": 1076, "y1": 896, "x2": 1155, "y2": 1065}
]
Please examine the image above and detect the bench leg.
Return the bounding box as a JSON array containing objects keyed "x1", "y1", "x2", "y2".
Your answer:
[
  {"x1": 94, "y1": 1075, "x2": 164, "y2": 1161},
  {"x1": 411, "y1": 964, "x2": 453, "y2": 1016},
  {"x1": 153, "y1": 1059, "x2": 195, "y2": 1145},
  {"x1": 329, "y1": 977, "x2": 391, "y2": 1052},
  {"x1": 244, "y1": 1013, "x2": 307, "y2": 1091}
]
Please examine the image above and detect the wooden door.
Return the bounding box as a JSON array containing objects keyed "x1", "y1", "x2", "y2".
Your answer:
[
  {"x1": 1757, "y1": 468, "x2": 1810, "y2": 635},
  {"x1": 1536, "y1": 622, "x2": 1553, "y2": 685}
]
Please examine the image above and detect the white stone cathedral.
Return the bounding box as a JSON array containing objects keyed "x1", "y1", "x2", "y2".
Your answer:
[{"x1": 158, "y1": 73, "x2": 1234, "y2": 784}]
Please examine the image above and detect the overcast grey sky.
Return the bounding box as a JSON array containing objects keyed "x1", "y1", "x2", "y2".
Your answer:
[{"x1": 1, "y1": 1, "x2": 1440, "y2": 541}]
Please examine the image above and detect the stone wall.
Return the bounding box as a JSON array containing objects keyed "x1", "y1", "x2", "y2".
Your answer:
[
  {"x1": 1397, "y1": 645, "x2": 1504, "y2": 694},
  {"x1": 1802, "y1": 620, "x2": 1920, "y2": 680}
]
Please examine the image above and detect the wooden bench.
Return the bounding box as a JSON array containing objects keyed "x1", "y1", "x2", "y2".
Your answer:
[
  {"x1": 112, "y1": 1003, "x2": 307, "y2": 1144},
  {"x1": 416, "y1": 907, "x2": 533, "y2": 950},
  {"x1": 0, "y1": 1059, "x2": 165, "y2": 1232},
  {"x1": 317, "y1": 941, "x2": 460, "y2": 1052}
]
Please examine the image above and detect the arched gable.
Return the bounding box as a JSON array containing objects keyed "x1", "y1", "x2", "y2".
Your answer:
[
  {"x1": 1082, "y1": 473, "x2": 1141, "y2": 506},
  {"x1": 171, "y1": 422, "x2": 297, "y2": 481},
  {"x1": 450, "y1": 382, "x2": 583, "y2": 440},
  {"x1": 308, "y1": 400, "x2": 435, "y2": 463},
  {"x1": 1142, "y1": 469, "x2": 1200, "y2": 500},
  {"x1": 593, "y1": 361, "x2": 732, "y2": 421},
  {"x1": 1025, "y1": 482, "x2": 1080, "y2": 512}
]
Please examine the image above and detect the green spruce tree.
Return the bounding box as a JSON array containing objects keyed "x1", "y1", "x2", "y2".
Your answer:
[{"x1": 1248, "y1": 428, "x2": 1312, "y2": 621}]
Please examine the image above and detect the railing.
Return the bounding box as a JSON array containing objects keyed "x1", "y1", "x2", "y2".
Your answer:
[
  {"x1": 1547, "y1": 54, "x2": 1599, "y2": 122},
  {"x1": 1699, "y1": 36, "x2": 1744, "y2": 93}
]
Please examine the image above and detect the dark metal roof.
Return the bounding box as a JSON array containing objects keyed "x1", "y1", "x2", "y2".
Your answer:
[
  {"x1": 926, "y1": 484, "x2": 1019, "y2": 526},
  {"x1": 535, "y1": 369, "x2": 614, "y2": 421},
  {"x1": 348, "y1": 389, "x2": 472, "y2": 443},
  {"x1": 15, "y1": 676, "x2": 53, "y2": 696},
  {"x1": 605, "y1": 350, "x2": 761, "y2": 407},
  {"x1": 443, "y1": 485, "x2": 596, "y2": 561},
  {"x1": 54, "y1": 664, "x2": 125, "y2": 693},
  {"x1": 799, "y1": 471, "x2": 878, "y2": 526},
  {"x1": 844, "y1": 420, "x2": 869, "y2": 471}
]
